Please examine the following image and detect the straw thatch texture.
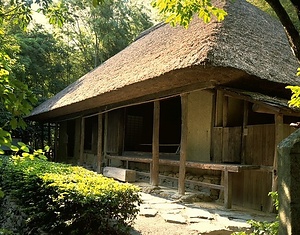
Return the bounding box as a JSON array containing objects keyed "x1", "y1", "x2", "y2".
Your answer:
[{"x1": 29, "y1": 0, "x2": 299, "y2": 121}]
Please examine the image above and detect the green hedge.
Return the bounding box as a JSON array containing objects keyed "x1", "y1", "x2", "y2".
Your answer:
[{"x1": 0, "y1": 156, "x2": 141, "y2": 235}]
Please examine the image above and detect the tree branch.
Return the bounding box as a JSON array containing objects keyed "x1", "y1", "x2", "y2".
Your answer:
[{"x1": 265, "y1": 0, "x2": 300, "y2": 62}]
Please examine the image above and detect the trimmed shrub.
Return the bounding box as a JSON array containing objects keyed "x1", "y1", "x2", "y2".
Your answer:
[{"x1": 0, "y1": 156, "x2": 141, "y2": 234}]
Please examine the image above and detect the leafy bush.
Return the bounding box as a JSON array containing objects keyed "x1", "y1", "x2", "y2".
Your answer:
[{"x1": 0, "y1": 156, "x2": 141, "y2": 234}]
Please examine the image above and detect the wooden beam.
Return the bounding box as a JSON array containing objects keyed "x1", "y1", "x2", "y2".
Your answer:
[
  {"x1": 178, "y1": 94, "x2": 188, "y2": 195},
  {"x1": 252, "y1": 103, "x2": 280, "y2": 114},
  {"x1": 107, "y1": 155, "x2": 260, "y2": 172},
  {"x1": 97, "y1": 114, "x2": 103, "y2": 173},
  {"x1": 151, "y1": 101, "x2": 160, "y2": 186},
  {"x1": 103, "y1": 167, "x2": 136, "y2": 182},
  {"x1": 79, "y1": 117, "x2": 85, "y2": 165}
]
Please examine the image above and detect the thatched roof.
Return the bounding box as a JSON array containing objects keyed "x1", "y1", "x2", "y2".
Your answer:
[{"x1": 29, "y1": 0, "x2": 299, "y2": 121}]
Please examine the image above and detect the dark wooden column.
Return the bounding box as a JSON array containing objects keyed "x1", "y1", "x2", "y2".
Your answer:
[
  {"x1": 97, "y1": 114, "x2": 103, "y2": 173},
  {"x1": 79, "y1": 117, "x2": 85, "y2": 165},
  {"x1": 54, "y1": 122, "x2": 58, "y2": 162},
  {"x1": 178, "y1": 94, "x2": 188, "y2": 195},
  {"x1": 151, "y1": 101, "x2": 160, "y2": 186},
  {"x1": 241, "y1": 101, "x2": 249, "y2": 164},
  {"x1": 104, "y1": 112, "x2": 109, "y2": 166}
]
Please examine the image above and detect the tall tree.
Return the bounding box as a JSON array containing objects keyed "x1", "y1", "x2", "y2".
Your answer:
[
  {"x1": 58, "y1": 0, "x2": 153, "y2": 73},
  {"x1": 0, "y1": 0, "x2": 68, "y2": 150}
]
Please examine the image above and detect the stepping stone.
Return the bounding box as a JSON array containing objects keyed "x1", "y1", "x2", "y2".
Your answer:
[
  {"x1": 188, "y1": 221, "x2": 228, "y2": 233},
  {"x1": 139, "y1": 208, "x2": 158, "y2": 217},
  {"x1": 151, "y1": 203, "x2": 185, "y2": 210},
  {"x1": 161, "y1": 213, "x2": 187, "y2": 224},
  {"x1": 184, "y1": 208, "x2": 213, "y2": 220}
]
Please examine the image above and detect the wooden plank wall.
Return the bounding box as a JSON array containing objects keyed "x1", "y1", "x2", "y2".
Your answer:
[
  {"x1": 222, "y1": 127, "x2": 242, "y2": 163},
  {"x1": 232, "y1": 171, "x2": 272, "y2": 211},
  {"x1": 212, "y1": 127, "x2": 242, "y2": 163},
  {"x1": 213, "y1": 124, "x2": 295, "y2": 211},
  {"x1": 234, "y1": 124, "x2": 295, "y2": 211},
  {"x1": 106, "y1": 109, "x2": 125, "y2": 155},
  {"x1": 244, "y1": 124, "x2": 275, "y2": 166}
]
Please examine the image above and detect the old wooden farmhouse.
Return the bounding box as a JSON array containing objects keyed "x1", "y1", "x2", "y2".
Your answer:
[{"x1": 28, "y1": 0, "x2": 300, "y2": 212}]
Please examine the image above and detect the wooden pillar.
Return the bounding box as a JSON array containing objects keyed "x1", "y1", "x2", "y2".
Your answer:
[
  {"x1": 241, "y1": 101, "x2": 249, "y2": 164},
  {"x1": 268, "y1": 113, "x2": 283, "y2": 212},
  {"x1": 222, "y1": 96, "x2": 228, "y2": 128},
  {"x1": 224, "y1": 168, "x2": 233, "y2": 209},
  {"x1": 219, "y1": 94, "x2": 228, "y2": 200},
  {"x1": 41, "y1": 123, "x2": 44, "y2": 149},
  {"x1": 214, "y1": 90, "x2": 223, "y2": 127},
  {"x1": 79, "y1": 117, "x2": 85, "y2": 165},
  {"x1": 273, "y1": 114, "x2": 284, "y2": 187},
  {"x1": 151, "y1": 101, "x2": 160, "y2": 186},
  {"x1": 178, "y1": 94, "x2": 188, "y2": 195},
  {"x1": 104, "y1": 112, "x2": 109, "y2": 166},
  {"x1": 47, "y1": 123, "x2": 51, "y2": 147},
  {"x1": 54, "y1": 123, "x2": 58, "y2": 162},
  {"x1": 97, "y1": 114, "x2": 103, "y2": 173}
]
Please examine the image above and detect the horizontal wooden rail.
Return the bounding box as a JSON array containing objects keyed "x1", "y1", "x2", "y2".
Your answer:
[
  {"x1": 107, "y1": 155, "x2": 261, "y2": 172},
  {"x1": 136, "y1": 171, "x2": 224, "y2": 190}
]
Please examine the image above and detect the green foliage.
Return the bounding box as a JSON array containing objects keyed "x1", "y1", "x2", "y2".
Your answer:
[
  {"x1": 247, "y1": 0, "x2": 300, "y2": 31},
  {"x1": 60, "y1": 0, "x2": 153, "y2": 71},
  {"x1": 151, "y1": 0, "x2": 227, "y2": 27},
  {"x1": 0, "y1": 156, "x2": 141, "y2": 234},
  {"x1": 286, "y1": 68, "x2": 300, "y2": 108}
]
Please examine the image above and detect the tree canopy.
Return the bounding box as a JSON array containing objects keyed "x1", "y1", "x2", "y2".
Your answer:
[{"x1": 0, "y1": 0, "x2": 153, "y2": 151}]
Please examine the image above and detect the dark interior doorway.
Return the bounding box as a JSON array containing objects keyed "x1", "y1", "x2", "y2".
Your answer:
[{"x1": 124, "y1": 97, "x2": 181, "y2": 153}]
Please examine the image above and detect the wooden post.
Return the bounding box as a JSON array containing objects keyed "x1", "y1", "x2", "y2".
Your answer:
[
  {"x1": 79, "y1": 117, "x2": 85, "y2": 165},
  {"x1": 104, "y1": 112, "x2": 109, "y2": 166},
  {"x1": 54, "y1": 123, "x2": 58, "y2": 162},
  {"x1": 269, "y1": 113, "x2": 284, "y2": 212},
  {"x1": 47, "y1": 123, "x2": 51, "y2": 148},
  {"x1": 222, "y1": 96, "x2": 228, "y2": 128},
  {"x1": 224, "y1": 168, "x2": 233, "y2": 209},
  {"x1": 219, "y1": 94, "x2": 228, "y2": 200},
  {"x1": 241, "y1": 101, "x2": 248, "y2": 164},
  {"x1": 273, "y1": 113, "x2": 284, "y2": 189},
  {"x1": 41, "y1": 123, "x2": 44, "y2": 150},
  {"x1": 215, "y1": 90, "x2": 224, "y2": 127},
  {"x1": 151, "y1": 101, "x2": 160, "y2": 186},
  {"x1": 97, "y1": 114, "x2": 103, "y2": 173},
  {"x1": 178, "y1": 94, "x2": 188, "y2": 195}
]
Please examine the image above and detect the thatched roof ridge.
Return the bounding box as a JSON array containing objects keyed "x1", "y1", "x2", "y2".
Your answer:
[{"x1": 28, "y1": 0, "x2": 299, "y2": 121}]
